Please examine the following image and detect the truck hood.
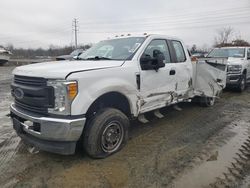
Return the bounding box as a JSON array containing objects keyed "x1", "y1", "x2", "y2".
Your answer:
[
  {"x1": 13, "y1": 60, "x2": 124, "y2": 79},
  {"x1": 202, "y1": 57, "x2": 244, "y2": 66},
  {"x1": 227, "y1": 57, "x2": 244, "y2": 65}
]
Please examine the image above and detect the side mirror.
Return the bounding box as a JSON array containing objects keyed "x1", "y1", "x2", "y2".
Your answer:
[{"x1": 140, "y1": 50, "x2": 165, "y2": 71}]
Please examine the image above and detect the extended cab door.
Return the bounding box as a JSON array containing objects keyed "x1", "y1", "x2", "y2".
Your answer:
[
  {"x1": 138, "y1": 39, "x2": 191, "y2": 114},
  {"x1": 168, "y1": 40, "x2": 193, "y2": 94}
]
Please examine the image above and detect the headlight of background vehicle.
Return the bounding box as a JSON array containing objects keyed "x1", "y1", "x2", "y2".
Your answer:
[
  {"x1": 227, "y1": 65, "x2": 242, "y2": 73},
  {"x1": 47, "y1": 80, "x2": 78, "y2": 115}
]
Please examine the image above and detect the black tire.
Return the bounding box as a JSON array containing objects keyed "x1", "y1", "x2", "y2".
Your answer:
[
  {"x1": 237, "y1": 74, "x2": 246, "y2": 92},
  {"x1": 199, "y1": 96, "x2": 216, "y2": 107},
  {"x1": 83, "y1": 108, "x2": 129, "y2": 159}
]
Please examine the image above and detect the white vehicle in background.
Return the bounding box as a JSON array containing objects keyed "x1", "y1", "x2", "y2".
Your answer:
[
  {"x1": 10, "y1": 34, "x2": 227, "y2": 158},
  {"x1": 56, "y1": 49, "x2": 85, "y2": 61},
  {"x1": 0, "y1": 47, "x2": 12, "y2": 65},
  {"x1": 207, "y1": 47, "x2": 250, "y2": 91}
]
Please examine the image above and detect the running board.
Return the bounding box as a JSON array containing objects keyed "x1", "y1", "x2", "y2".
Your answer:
[
  {"x1": 154, "y1": 109, "x2": 164, "y2": 118},
  {"x1": 173, "y1": 104, "x2": 182, "y2": 111},
  {"x1": 138, "y1": 114, "x2": 149, "y2": 124},
  {"x1": 138, "y1": 110, "x2": 165, "y2": 124}
]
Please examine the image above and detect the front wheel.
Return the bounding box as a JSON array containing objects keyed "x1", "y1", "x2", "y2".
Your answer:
[
  {"x1": 83, "y1": 108, "x2": 129, "y2": 159},
  {"x1": 237, "y1": 74, "x2": 246, "y2": 92}
]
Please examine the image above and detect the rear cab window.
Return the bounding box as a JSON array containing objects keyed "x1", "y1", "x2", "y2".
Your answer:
[{"x1": 171, "y1": 40, "x2": 186, "y2": 63}]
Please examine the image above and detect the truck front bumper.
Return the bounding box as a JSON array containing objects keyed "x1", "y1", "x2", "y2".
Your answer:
[
  {"x1": 10, "y1": 104, "x2": 86, "y2": 155},
  {"x1": 226, "y1": 73, "x2": 242, "y2": 87}
]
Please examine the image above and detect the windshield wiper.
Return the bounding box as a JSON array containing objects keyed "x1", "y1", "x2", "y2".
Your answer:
[{"x1": 86, "y1": 56, "x2": 113, "y2": 60}]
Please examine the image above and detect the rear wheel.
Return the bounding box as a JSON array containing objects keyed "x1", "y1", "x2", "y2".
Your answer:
[
  {"x1": 199, "y1": 96, "x2": 216, "y2": 107},
  {"x1": 83, "y1": 108, "x2": 129, "y2": 158}
]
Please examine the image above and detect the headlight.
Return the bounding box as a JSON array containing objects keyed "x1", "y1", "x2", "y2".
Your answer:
[
  {"x1": 227, "y1": 65, "x2": 242, "y2": 73},
  {"x1": 47, "y1": 80, "x2": 78, "y2": 115}
]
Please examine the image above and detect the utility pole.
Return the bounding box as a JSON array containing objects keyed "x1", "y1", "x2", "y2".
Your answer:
[{"x1": 72, "y1": 18, "x2": 78, "y2": 49}]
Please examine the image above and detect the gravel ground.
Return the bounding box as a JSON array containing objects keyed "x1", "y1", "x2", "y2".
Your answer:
[
  {"x1": 0, "y1": 66, "x2": 15, "y2": 145},
  {"x1": 0, "y1": 66, "x2": 250, "y2": 187}
]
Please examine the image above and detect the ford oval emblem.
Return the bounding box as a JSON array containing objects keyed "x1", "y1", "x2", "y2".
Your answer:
[{"x1": 14, "y1": 88, "x2": 24, "y2": 99}]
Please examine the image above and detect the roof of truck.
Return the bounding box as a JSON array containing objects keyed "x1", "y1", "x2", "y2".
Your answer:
[
  {"x1": 108, "y1": 34, "x2": 182, "y2": 41},
  {"x1": 216, "y1": 46, "x2": 249, "y2": 49}
]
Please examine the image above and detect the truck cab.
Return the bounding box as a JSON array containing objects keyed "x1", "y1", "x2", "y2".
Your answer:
[
  {"x1": 207, "y1": 47, "x2": 250, "y2": 91},
  {"x1": 10, "y1": 34, "x2": 227, "y2": 158}
]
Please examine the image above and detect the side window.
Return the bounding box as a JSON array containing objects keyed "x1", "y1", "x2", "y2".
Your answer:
[
  {"x1": 172, "y1": 41, "x2": 186, "y2": 62},
  {"x1": 143, "y1": 39, "x2": 171, "y2": 63},
  {"x1": 248, "y1": 48, "x2": 250, "y2": 59}
]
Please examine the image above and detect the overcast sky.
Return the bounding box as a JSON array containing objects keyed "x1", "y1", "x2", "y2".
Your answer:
[{"x1": 0, "y1": 0, "x2": 249, "y2": 49}]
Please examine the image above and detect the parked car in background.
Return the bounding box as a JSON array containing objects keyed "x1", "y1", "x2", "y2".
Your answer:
[
  {"x1": 0, "y1": 47, "x2": 12, "y2": 65},
  {"x1": 56, "y1": 49, "x2": 84, "y2": 61},
  {"x1": 191, "y1": 52, "x2": 206, "y2": 58},
  {"x1": 207, "y1": 46, "x2": 250, "y2": 91}
]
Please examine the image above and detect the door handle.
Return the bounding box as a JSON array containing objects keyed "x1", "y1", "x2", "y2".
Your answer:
[{"x1": 169, "y1": 69, "x2": 176, "y2": 75}]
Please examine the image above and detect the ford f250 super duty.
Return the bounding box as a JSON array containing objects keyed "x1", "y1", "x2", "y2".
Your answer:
[
  {"x1": 10, "y1": 34, "x2": 227, "y2": 158},
  {"x1": 207, "y1": 46, "x2": 250, "y2": 92}
]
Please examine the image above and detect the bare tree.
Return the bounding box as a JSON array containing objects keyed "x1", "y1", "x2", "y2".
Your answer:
[
  {"x1": 232, "y1": 39, "x2": 250, "y2": 46},
  {"x1": 200, "y1": 44, "x2": 211, "y2": 53},
  {"x1": 190, "y1": 44, "x2": 197, "y2": 53},
  {"x1": 5, "y1": 43, "x2": 14, "y2": 51},
  {"x1": 8, "y1": 44, "x2": 92, "y2": 59},
  {"x1": 232, "y1": 32, "x2": 250, "y2": 46},
  {"x1": 214, "y1": 26, "x2": 234, "y2": 47}
]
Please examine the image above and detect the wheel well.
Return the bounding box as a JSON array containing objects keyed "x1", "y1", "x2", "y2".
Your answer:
[{"x1": 86, "y1": 92, "x2": 131, "y2": 119}]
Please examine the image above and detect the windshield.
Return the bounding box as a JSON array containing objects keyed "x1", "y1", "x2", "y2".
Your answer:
[
  {"x1": 207, "y1": 48, "x2": 245, "y2": 58},
  {"x1": 78, "y1": 37, "x2": 145, "y2": 60}
]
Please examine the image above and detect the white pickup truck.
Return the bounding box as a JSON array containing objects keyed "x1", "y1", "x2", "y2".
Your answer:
[
  {"x1": 207, "y1": 46, "x2": 250, "y2": 91},
  {"x1": 10, "y1": 34, "x2": 227, "y2": 158}
]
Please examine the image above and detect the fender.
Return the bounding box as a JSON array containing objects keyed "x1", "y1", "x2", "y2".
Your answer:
[{"x1": 68, "y1": 65, "x2": 139, "y2": 116}]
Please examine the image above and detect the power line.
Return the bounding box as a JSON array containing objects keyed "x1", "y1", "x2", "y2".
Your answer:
[
  {"x1": 76, "y1": 13, "x2": 250, "y2": 32},
  {"x1": 76, "y1": 11, "x2": 250, "y2": 30},
  {"x1": 77, "y1": 6, "x2": 250, "y2": 25},
  {"x1": 73, "y1": 7, "x2": 250, "y2": 34},
  {"x1": 77, "y1": 20, "x2": 250, "y2": 34},
  {"x1": 1, "y1": 6, "x2": 250, "y2": 47}
]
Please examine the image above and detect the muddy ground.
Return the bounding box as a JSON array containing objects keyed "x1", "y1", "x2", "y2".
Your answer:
[{"x1": 0, "y1": 66, "x2": 250, "y2": 188}]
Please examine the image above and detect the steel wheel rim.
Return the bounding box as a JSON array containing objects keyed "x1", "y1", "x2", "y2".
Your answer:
[
  {"x1": 101, "y1": 121, "x2": 124, "y2": 153},
  {"x1": 208, "y1": 97, "x2": 215, "y2": 106}
]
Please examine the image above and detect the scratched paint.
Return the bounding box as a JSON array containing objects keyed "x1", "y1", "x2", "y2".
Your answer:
[{"x1": 137, "y1": 60, "x2": 226, "y2": 114}]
